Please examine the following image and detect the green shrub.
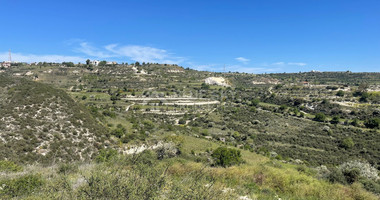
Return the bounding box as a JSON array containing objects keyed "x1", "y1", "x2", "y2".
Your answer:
[
  {"x1": 351, "y1": 118, "x2": 360, "y2": 126},
  {"x1": 211, "y1": 147, "x2": 243, "y2": 167},
  {"x1": 343, "y1": 168, "x2": 361, "y2": 184},
  {"x1": 336, "y1": 90, "x2": 345, "y2": 97},
  {"x1": 57, "y1": 163, "x2": 79, "y2": 175},
  {"x1": 178, "y1": 118, "x2": 186, "y2": 124},
  {"x1": 251, "y1": 99, "x2": 260, "y2": 107},
  {"x1": 327, "y1": 168, "x2": 347, "y2": 184},
  {"x1": 314, "y1": 113, "x2": 327, "y2": 122},
  {"x1": 364, "y1": 118, "x2": 380, "y2": 129},
  {"x1": 341, "y1": 137, "x2": 355, "y2": 149},
  {"x1": 330, "y1": 116, "x2": 340, "y2": 124},
  {"x1": 102, "y1": 110, "x2": 116, "y2": 118},
  {"x1": 0, "y1": 160, "x2": 23, "y2": 172},
  {"x1": 95, "y1": 149, "x2": 118, "y2": 163},
  {"x1": 0, "y1": 174, "x2": 44, "y2": 198},
  {"x1": 360, "y1": 179, "x2": 380, "y2": 195}
]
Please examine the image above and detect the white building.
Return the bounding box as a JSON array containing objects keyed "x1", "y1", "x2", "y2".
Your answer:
[
  {"x1": 106, "y1": 61, "x2": 118, "y2": 65},
  {"x1": 91, "y1": 60, "x2": 100, "y2": 66},
  {"x1": 0, "y1": 62, "x2": 11, "y2": 68}
]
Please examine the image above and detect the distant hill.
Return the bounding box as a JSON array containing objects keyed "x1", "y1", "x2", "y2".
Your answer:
[{"x1": 0, "y1": 75, "x2": 107, "y2": 164}]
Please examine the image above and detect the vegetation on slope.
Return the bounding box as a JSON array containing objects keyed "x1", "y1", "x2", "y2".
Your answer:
[
  {"x1": 1, "y1": 63, "x2": 379, "y2": 198},
  {"x1": 0, "y1": 136, "x2": 378, "y2": 200},
  {"x1": 0, "y1": 75, "x2": 107, "y2": 163}
]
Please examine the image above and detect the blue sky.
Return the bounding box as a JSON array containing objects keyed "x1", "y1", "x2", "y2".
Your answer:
[{"x1": 1, "y1": 0, "x2": 379, "y2": 73}]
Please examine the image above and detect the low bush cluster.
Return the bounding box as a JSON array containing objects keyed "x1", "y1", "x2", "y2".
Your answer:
[
  {"x1": 211, "y1": 147, "x2": 243, "y2": 167},
  {"x1": 0, "y1": 160, "x2": 23, "y2": 172},
  {"x1": 0, "y1": 174, "x2": 44, "y2": 198}
]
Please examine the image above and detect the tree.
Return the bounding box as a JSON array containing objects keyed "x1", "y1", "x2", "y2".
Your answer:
[
  {"x1": 201, "y1": 83, "x2": 210, "y2": 90},
  {"x1": 62, "y1": 62, "x2": 75, "y2": 67},
  {"x1": 178, "y1": 118, "x2": 186, "y2": 125},
  {"x1": 360, "y1": 92, "x2": 370, "y2": 102},
  {"x1": 135, "y1": 61, "x2": 140, "y2": 66},
  {"x1": 341, "y1": 137, "x2": 354, "y2": 149},
  {"x1": 211, "y1": 147, "x2": 243, "y2": 167},
  {"x1": 293, "y1": 98, "x2": 304, "y2": 106},
  {"x1": 336, "y1": 90, "x2": 345, "y2": 97},
  {"x1": 351, "y1": 119, "x2": 360, "y2": 127},
  {"x1": 279, "y1": 105, "x2": 288, "y2": 111},
  {"x1": 99, "y1": 61, "x2": 107, "y2": 66},
  {"x1": 330, "y1": 116, "x2": 340, "y2": 124},
  {"x1": 251, "y1": 99, "x2": 260, "y2": 107},
  {"x1": 364, "y1": 118, "x2": 380, "y2": 129},
  {"x1": 314, "y1": 113, "x2": 326, "y2": 122},
  {"x1": 86, "y1": 59, "x2": 90, "y2": 65}
]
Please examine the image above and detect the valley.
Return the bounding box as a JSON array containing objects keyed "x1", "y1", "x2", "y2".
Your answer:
[{"x1": 0, "y1": 63, "x2": 379, "y2": 199}]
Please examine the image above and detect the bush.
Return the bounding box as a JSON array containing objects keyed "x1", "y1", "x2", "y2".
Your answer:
[
  {"x1": 351, "y1": 119, "x2": 360, "y2": 127},
  {"x1": 0, "y1": 174, "x2": 44, "y2": 198},
  {"x1": 178, "y1": 118, "x2": 186, "y2": 125},
  {"x1": 110, "y1": 125, "x2": 127, "y2": 138},
  {"x1": 343, "y1": 167, "x2": 360, "y2": 184},
  {"x1": 314, "y1": 113, "x2": 327, "y2": 122},
  {"x1": 156, "y1": 143, "x2": 180, "y2": 160},
  {"x1": 360, "y1": 92, "x2": 370, "y2": 102},
  {"x1": 341, "y1": 137, "x2": 355, "y2": 149},
  {"x1": 102, "y1": 110, "x2": 116, "y2": 118},
  {"x1": 57, "y1": 163, "x2": 79, "y2": 175},
  {"x1": 364, "y1": 118, "x2": 380, "y2": 129},
  {"x1": 0, "y1": 160, "x2": 23, "y2": 172},
  {"x1": 339, "y1": 160, "x2": 379, "y2": 181},
  {"x1": 360, "y1": 179, "x2": 380, "y2": 195},
  {"x1": 211, "y1": 147, "x2": 243, "y2": 167},
  {"x1": 327, "y1": 168, "x2": 347, "y2": 184},
  {"x1": 96, "y1": 149, "x2": 118, "y2": 163},
  {"x1": 251, "y1": 99, "x2": 260, "y2": 107},
  {"x1": 330, "y1": 116, "x2": 340, "y2": 124},
  {"x1": 336, "y1": 90, "x2": 345, "y2": 97}
]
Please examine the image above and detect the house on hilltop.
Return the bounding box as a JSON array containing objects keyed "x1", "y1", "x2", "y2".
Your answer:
[
  {"x1": 90, "y1": 60, "x2": 100, "y2": 66},
  {"x1": 106, "y1": 61, "x2": 118, "y2": 65},
  {"x1": 0, "y1": 61, "x2": 11, "y2": 68}
]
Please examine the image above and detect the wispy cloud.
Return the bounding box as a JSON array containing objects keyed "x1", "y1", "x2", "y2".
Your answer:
[
  {"x1": 228, "y1": 65, "x2": 280, "y2": 73},
  {"x1": 235, "y1": 57, "x2": 250, "y2": 64},
  {"x1": 76, "y1": 42, "x2": 116, "y2": 58},
  {"x1": 272, "y1": 62, "x2": 307, "y2": 66},
  {"x1": 75, "y1": 42, "x2": 185, "y2": 64},
  {"x1": 288, "y1": 62, "x2": 307, "y2": 66},
  {"x1": 105, "y1": 44, "x2": 185, "y2": 64},
  {"x1": 0, "y1": 52, "x2": 86, "y2": 63},
  {"x1": 184, "y1": 62, "x2": 218, "y2": 71}
]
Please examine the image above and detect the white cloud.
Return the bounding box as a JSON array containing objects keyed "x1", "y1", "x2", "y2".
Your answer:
[
  {"x1": 272, "y1": 62, "x2": 307, "y2": 66},
  {"x1": 0, "y1": 52, "x2": 86, "y2": 63},
  {"x1": 75, "y1": 42, "x2": 184, "y2": 64},
  {"x1": 235, "y1": 57, "x2": 250, "y2": 64},
  {"x1": 228, "y1": 65, "x2": 279, "y2": 73},
  {"x1": 288, "y1": 62, "x2": 307, "y2": 66},
  {"x1": 76, "y1": 42, "x2": 116, "y2": 58},
  {"x1": 186, "y1": 63, "x2": 218, "y2": 71},
  {"x1": 105, "y1": 44, "x2": 184, "y2": 64}
]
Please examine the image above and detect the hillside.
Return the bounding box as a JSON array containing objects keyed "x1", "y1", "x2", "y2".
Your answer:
[
  {"x1": 0, "y1": 135, "x2": 378, "y2": 200},
  {"x1": 0, "y1": 64, "x2": 379, "y2": 198},
  {"x1": 0, "y1": 75, "x2": 107, "y2": 163}
]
